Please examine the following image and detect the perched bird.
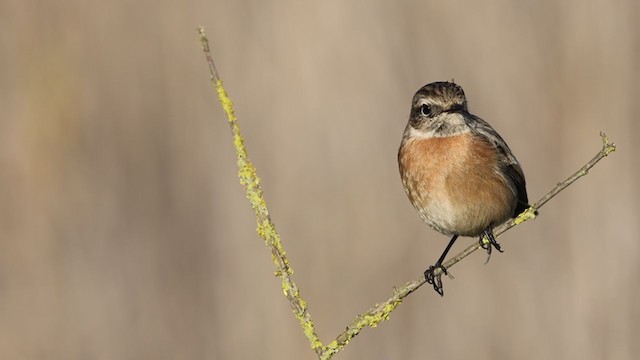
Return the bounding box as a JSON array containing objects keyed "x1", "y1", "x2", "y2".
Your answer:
[{"x1": 398, "y1": 81, "x2": 530, "y2": 296}]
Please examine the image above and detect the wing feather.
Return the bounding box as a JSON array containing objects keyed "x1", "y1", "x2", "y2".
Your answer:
[{"x1": 467, "y1": 115, "x2": 530, "y2": 216}]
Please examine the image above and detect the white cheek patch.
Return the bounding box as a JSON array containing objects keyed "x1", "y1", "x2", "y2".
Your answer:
[
  {"x1": 408, "y1": 126, "x2": 438, "y2": 139},
  {"x1": 409, "y1": 113, "x2": 470, "y2": 139}
]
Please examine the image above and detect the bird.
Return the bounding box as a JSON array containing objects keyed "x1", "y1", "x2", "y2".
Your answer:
[{"x1": 397, "y1": 81, "x2": 531, "y2": 296}]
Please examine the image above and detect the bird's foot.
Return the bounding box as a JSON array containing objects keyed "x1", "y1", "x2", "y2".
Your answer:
[
  {"x1": 479, "y1": 228, "x2": 503, "y2": 264},
  {"x1": 424, "y1": 264, "x2": 448, "y2": 296}
]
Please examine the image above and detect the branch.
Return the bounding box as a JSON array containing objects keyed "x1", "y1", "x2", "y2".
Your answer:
[
  {"x1": 198, "y1": 26, "x2": 617, "y2": 360},
  {"x1": 323, "y1": 132, "x2": 616, "y2": 357},
  {"x1": 198, "y1": 28, "x2": 324, "y2": 356}
]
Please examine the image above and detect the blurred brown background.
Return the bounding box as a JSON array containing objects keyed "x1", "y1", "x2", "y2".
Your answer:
[{"x1": 1, "y1": 1, "x2": 638, "y2": 359}]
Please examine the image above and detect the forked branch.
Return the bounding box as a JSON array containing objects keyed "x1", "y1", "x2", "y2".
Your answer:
[{"x1": 198, "y1": 27, "x2": 617, "y2": 360}]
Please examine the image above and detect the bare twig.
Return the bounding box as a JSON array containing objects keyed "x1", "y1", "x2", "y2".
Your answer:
[{"x1": 198, "y1": 26, "x2": 617, "y2": 360}]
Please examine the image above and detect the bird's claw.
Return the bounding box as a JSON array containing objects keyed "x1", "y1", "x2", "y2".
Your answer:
[
  {"x1": 424, "y1": 264, "x2": 448, "y2": 296},
  {"x1": 480, "y1": 229, "x2": 503, "y2": 264}
]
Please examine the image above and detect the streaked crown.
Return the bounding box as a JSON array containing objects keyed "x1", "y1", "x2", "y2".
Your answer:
[{"x1": 412, "y1": 81, "x2": 467, "y2": 114}]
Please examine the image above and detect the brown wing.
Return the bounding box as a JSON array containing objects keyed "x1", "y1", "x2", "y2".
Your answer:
[{"x1": 467, "y1": 115, "x2": 530, "y2": 216}]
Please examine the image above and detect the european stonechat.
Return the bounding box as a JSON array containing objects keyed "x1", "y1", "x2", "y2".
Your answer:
[{"x1": 398, "y1": 81, "x2": 530, "y2": 296}]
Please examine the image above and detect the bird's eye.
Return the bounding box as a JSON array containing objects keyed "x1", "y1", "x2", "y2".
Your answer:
[{"x1": 420, "y1": 104, "x2": 431, "y2": 116}]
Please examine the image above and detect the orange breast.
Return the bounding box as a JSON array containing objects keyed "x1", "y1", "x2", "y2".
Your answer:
[{"x1": 399, "y1": 133, "x2": 516, "y2": 236}]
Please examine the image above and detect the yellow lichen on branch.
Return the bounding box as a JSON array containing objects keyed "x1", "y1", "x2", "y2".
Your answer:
[
  {"x1": 199, "y1": 28, "x2": 323, "y2": 355},
  {"x1": 513, "y1": 207, "x2": 537, "y2": 225},
  {"x1": 198, "y1": 25, "x2": 617, "y2": 360}
]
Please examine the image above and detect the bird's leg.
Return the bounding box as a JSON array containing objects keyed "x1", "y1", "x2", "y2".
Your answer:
[
  {"x1": 479, "y1": 227, "x2": 503, "y2": 264},
  {"x1": 425, "y1": 234, "x2": 458, "y2": 296}
]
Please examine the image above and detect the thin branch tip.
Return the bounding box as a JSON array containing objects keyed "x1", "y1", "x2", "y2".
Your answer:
[
  {"x1": 599, "y1": 131, "x2": 617, "y2": 155},
  {"x1": 197, "y1": 26, "x2": 220, "y2": 83}
]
